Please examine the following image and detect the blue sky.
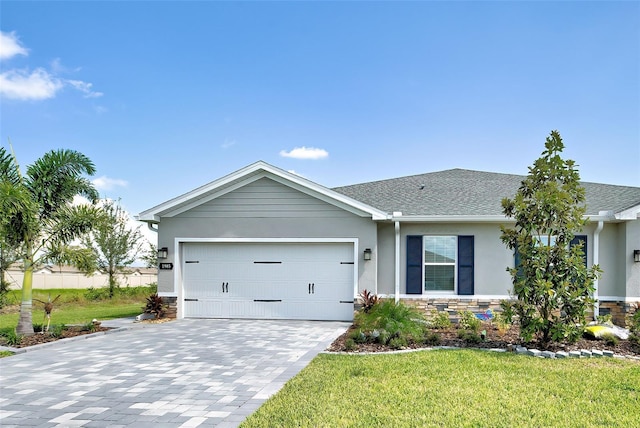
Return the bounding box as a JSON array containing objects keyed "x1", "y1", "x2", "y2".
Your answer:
[{"x1": 1, "y1": 1, "x2": 639, "y2": 233}]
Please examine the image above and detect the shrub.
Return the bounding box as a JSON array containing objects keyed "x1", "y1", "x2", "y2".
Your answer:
[
  {"x1": 493, "y1": 311, "x2": 511, "y2": 335},
  {"x1": 430, "y1": 310, "x2": 452, "y2": 329},
  {"x1": 388, "y1": 336, "x2": 408, "y2": 350},
  {"x1": 424, "y1": 331, "x2": 441, "y2": 346},
  {"x1": 628, "y1": 307, "x2": 640, "y2": 351},
  {"x1": 358, "y1": 289, "x2": 379, "y2": 313},
  {"x1": 457, "y1": 330, "x2": 482, "y2": 344},
  {"x1": 457, "y1": 310, "x2": 481, "y2": 332},
  {"x1": 597, "y1": 314, "x2": 613, "y2": 325},
  {"x1": 627, "y1": 307, "x2": 640, "y2": 335},
  {"x1": 354, "y1": 299, "x2": 427, "y2": 346},
  {"x1": 82, "y1": 321, "x2": 97, "y2": 332},
  {"x1": 349, "y1": 329, "x2": 367, "y2": 344},
  {"x1": 3, "y1": 330, "x2": 22, "y2": 346},
  {"x1": 143, "y1": 293, "x2": 166, "y2": 319},
  {"x1": 85, "y1": 287, "x2": 109, "y2": 301},
  {"x1": 344, "y1": 338, "x2": 356, "y2": 351},
  {"x1": 601, "y1": 333, "x2": 619, "y2": 347},
  {"x1": 49, "y1": 324, "x2": 66, "y2": 338}
]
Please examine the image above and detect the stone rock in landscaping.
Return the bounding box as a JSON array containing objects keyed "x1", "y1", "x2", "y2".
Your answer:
[
  {"x1": 580, "y1": 350, "x2": 592, "y2": 358},
  {"x1": 603, "y1": 350, "x2": 614, "y2": 358},
  {"x1": 591, "y1": 349, "x2": 603, "y2": 358},
  {"x1": 527, "y1": 349, "x2": 542, "y2": 357},
  {"x1": 135, "y1": 313, "x2": 156, "y2": 321},
  {"x1": 569, "y1": 351, "x2": 581, "y2": 358},
  {"x1": 556, "y1": 351, "x2": 569, "y2": 359},
  {"x1": 541, "y1": 351, "x2": 555, "y2": 358},
  {"x1": 516, "y1": 346, "x2": 528, "y2": 355}
]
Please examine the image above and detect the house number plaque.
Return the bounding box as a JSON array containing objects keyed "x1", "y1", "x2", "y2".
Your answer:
[{"x1": 159, "y1": 263, "x2": 173, "y2": 270}]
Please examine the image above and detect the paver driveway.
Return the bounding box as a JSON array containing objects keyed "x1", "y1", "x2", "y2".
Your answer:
[{"x1": 0, "y1": 319, "x2": 349, "y2": 427}]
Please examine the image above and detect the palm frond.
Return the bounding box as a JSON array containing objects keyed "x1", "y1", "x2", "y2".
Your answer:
[
  {"x1": 0, "y1": 147, "x2": 22, "y2": 185},
  {"x1": 25, "y1": 149, "x2": 99, "y2": 218}
]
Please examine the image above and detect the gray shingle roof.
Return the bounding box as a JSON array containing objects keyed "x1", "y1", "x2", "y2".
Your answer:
[{"x1": 332, "y1": 169, "x2": 640, "y2": 217}]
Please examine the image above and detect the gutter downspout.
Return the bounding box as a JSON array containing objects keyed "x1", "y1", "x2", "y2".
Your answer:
[
  {"x1": 394, "y1": 212, "x2": 402, "y2": 303},
  {"x1": 147, "y1": 222, "x2": 159, "y2": 232},
  {"x1": 593, "y1": 220, "x2": 604, "y2": 320}
]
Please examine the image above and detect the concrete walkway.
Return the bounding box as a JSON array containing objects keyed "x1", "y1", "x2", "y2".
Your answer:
[{"x1": 0, "y1": 319, "x2": 349, "y2": 427}]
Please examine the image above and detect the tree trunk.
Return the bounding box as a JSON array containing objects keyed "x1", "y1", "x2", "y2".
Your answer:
[{"x1": 16, "y1": 257, "x2": 34, "y2": 336}]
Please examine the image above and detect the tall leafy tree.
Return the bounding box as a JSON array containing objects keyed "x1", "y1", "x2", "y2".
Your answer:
[
  {"x1": 0, "y1": 147, "x2": 99, "y2": 335},
  {"x1": 141, "y1": 242, "x2": 158, "y2": 269},
  {"x1": 500, "y1": 131, "x2": 601, "y2": 344},
  {"x1": 81, "y1": 199, "x2": 144, "y2": 298}
]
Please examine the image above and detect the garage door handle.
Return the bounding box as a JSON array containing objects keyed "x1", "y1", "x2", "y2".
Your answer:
[
  {"x1": 308, "y1": 283, "x2": 315, "y2": 294},
  {"x1": 222, "y1": 282, "x2": 229, "y2": 293},
  {"x1": 185, "y1": 298, "x2": 198, "y2": 302}
]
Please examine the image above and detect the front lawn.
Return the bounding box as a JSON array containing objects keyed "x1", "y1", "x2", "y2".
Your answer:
[{"x1": 241, "y1": 349, "x2": 640, "y2": 427}]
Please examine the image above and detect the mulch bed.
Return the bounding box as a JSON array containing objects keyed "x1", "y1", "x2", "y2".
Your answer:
[
  {"x1": 327, "y1": 324, "x2": 640, "y2": 358},
  {"x1": 1, "y1": 325, "x2": 113, "y2": 348}
]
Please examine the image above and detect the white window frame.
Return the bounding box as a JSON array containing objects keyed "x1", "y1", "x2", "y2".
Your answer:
[{"x1": 422, "y1": 235, "x2": 458, "y2": 294}]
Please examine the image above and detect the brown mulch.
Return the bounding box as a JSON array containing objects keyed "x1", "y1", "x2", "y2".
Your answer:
[
  {"x1": 1, "y1": 325, "x2": 112, "y2": 348},
  {"x1": 327, "y1": 324, "x2": 640, "y2": 358}
]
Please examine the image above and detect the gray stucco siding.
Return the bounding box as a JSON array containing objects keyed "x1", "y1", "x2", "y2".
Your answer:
[
  {"x1": 392, "y1": 223, "x2": 513, "y2": 297},
  {"x1": 377, "y1": 222, "x2": 629, "y2": 299}
]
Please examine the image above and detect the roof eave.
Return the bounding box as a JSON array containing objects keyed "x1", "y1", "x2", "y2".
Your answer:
[
  {"x1": 137, "y1": 161, "x2": 389, "y2": 222},
  {"x1": 391, "y1": 215, "x2": 512, "y2": 223}
]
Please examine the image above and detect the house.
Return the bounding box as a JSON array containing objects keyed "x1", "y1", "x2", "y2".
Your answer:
[{"x1": 137, "y1": 161, "x2": 640, "y2": 324}]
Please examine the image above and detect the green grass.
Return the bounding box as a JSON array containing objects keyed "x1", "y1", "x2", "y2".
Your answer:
[
  {"x1": 0, "y1": 286, "x2": 154, "y2": 332},
  {"x1": 241, "y1": 350, "x2": 640, "y2": 428}
]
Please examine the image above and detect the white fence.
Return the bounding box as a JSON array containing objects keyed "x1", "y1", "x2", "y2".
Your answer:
[{"x1": 4, "y1": 267, "x2": 157, "y2": 290}]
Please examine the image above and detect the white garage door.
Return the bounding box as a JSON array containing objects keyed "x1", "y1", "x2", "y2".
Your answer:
[{"x1": 182, "y1": 242, "x2": 355, "y2": 321}]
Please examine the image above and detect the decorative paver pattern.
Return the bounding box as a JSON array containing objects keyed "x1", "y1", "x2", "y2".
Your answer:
[{"x1": 0, "y1": 319, "x2": 349, "y2": 427}]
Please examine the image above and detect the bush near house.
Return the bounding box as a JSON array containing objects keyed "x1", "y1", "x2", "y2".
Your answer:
[{"x1": 350, "y1": 298, "x2": 429, "y2": 349}]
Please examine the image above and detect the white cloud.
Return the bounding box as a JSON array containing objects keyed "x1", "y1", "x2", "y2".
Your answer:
[
  {"x1": 0, "y1": 31, "x2": 28, "y2": 60},
  {"x1": 92, "y1": 176, "x2": 129, "y2": 191},
  {"x1": 0, "y1": 30, "x2": 102, "y2": 102},
  {"x1": 0, "y1": 68, "x2": 63, "y2": 100},
  {"x1": 67, "y1": 79, "x2": 103, "y2": 98},
  {"x1": 279, "y1": 146, "x2": 329, "y2": 160}
]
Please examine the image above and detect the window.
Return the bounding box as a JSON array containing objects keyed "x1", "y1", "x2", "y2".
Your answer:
[
  {"x1": 406, "y1": 235, "x2": 474, "y2": 295},
  {"x1": 423, "y1": 236, "x2": 457, "y2": 291}
]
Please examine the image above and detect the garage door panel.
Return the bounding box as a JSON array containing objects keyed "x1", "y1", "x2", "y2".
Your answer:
[{"x1": 182, "y1": 242, "x2": 355, "y2": 320}]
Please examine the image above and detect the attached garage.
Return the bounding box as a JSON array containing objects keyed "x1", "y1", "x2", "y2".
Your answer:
[
  {"x1": 181, "y1": 241, "x2": 356, "y2": 321},
  {"x1": 138, "y1": 161, "x2": 385, "y2": 322}
]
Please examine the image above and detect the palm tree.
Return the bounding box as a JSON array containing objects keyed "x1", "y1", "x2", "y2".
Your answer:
[{"x1": 0, "y1": 146, "x2": 99, "y2": 335}]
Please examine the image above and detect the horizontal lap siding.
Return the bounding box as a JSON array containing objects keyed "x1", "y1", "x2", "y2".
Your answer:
[{"x1": 179, "y1": 178, "x2": 353, "y2": 218}]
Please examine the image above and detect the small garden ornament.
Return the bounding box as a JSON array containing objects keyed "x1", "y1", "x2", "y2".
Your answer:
[{"x1": 33, "y1": 294, "x2": 61, "y2": 333}]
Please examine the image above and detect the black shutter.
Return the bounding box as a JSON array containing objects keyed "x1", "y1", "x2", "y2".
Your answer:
[
  {"x1": 406, "y1": 235, "x2": 423, "y2": 294},
  {"x1": 458, "y1": 235, "x2": 474, "y2": 295},
  {"x1": 570, "y1": 235, "x2": 588, "y2": 267},
  {"x1": 514, "y1": 244, "x2": 523, "y2": 278}
]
